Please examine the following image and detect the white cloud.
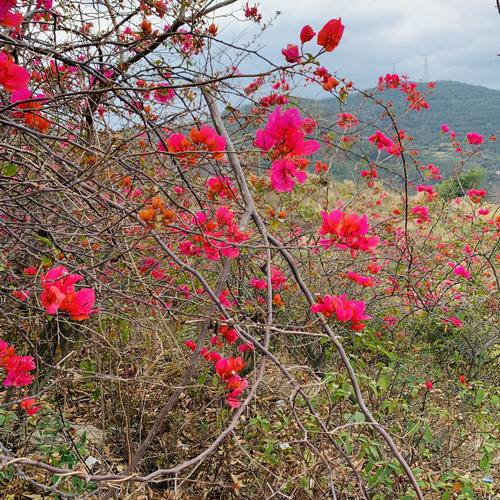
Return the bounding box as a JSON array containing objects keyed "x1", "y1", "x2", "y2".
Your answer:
[{"x1": 243, "y1": 0, "x2": 500, "y2": 89}]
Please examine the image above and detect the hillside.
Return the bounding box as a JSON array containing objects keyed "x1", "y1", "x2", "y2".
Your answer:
[{"x1": 295, "y1": 81, "x2": 500, "y2": 198}]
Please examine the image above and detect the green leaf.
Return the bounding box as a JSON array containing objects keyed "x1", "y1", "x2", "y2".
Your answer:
[
  {"x1": 461, "y1": 485, "x2": 474, "y2": 497},
  {"x1": 353, "y1": 411, "x2": 366, "y2": 423},
  {"x1": 475, "y1": 388, "x2": 485, "y2": 406},
  {"x1": 377, "y1": 374, "x2": 389, "y2": 391},
  {"x1": 42, "y1": 255, "x2": 52, "y2": 266},
  {"x1": 423, "y1": 424, "x2": 433, "y2": 443},
  {"x1": 36, "y1": 234, "x2": 54, "y2": 247},
  {"x1": 2, "y1": 163, "x2": 18, "y2": 176},
  {"x1": 407, "y1": 422, "x2": 420, "y2": 437},
  {"x1": 479, "y1": 453, "x2": 490, "y2": 473}
]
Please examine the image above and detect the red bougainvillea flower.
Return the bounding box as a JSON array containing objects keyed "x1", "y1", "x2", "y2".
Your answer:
[
  {"x1": 215, "y1": 356, "x2": 246, "y2": 381},
  {"x1": 317, "y1": 18, "x2": 344, "y2": 52},
  {"x1": 0, "y1": 52, "x2": 30, "y2": 92},
  {"x1": 318, "y1": 210, "x2": 379, "y2": 256},
  {"x1": 21, "y1": 397, "x2": 39, "y2": 416},
  {"x1": 12, "y1": 289, "x2": 30, "y2": 301},
  {"x1": 300, "y1": 25, "x2": 316, "y2": 44},
  {"x1": 11, "y1": 88, "x2": 51, "y2": 133},
  {"x1": 425, "y1": 381, "x2": 433, "y2": 389},
  {"x1": 336, "y1": 112, "x2": 359, "y2": 129},
  {"x1": 282, "y1": 43, "x2": 301, "y2": 63}
]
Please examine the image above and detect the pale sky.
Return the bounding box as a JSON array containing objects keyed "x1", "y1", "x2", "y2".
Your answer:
[{"x1": 221, "y1": 0, "x2": 500, "y2": 94}]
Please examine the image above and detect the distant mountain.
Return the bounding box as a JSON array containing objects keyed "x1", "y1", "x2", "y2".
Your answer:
[{"x1": 293, "y1": 81, "x2": 500, "y2": 199}]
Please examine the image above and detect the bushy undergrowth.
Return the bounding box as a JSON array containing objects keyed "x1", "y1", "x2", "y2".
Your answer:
[{"x1": 0, "y1": 1, "x2": 498, "y2": 499}]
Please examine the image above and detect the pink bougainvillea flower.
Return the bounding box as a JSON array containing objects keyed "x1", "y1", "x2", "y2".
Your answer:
[
  {"x1": 36, "y1": 0, "x2": 53, "y2": 9},
  {"x1": 251, "y1": 278, "x2": 267, "y2": 290},
  {"x1": 0, "y1": 339, "x2": 35, "y2": 387},
  {"x1": 0, "y1": 52, "x2": 30, "y2": 92},
  {"x1": 59, "y1": 288, "x2": 97, "y2": 321},
  {"x1": 311, "y1": 294, "x2": 371, "y2": 330},
  {"x1": 425, "y1": 381, "x2": 433, "y2": 390},
  {"x1": 300, "y1": 25, "x2": 316, "y2": 44},
  {"x1": 153, "y1": 83, "x2": 174, "y2": 103},
  {"x1": 282, "y1": 43, "x2": 301, "y2": 63},
  {"x1": 40, "y1": 266, "x2": 98, "y2": 320},
  {"x1": 269, "y1": 158, "x2": 306, "y2": 192},
  {"x1": 0, "y1": 10, "x2": 22, "y2": 28},
  {"x1": 441, "y1": 124, "x2": 450, "y2": 133},
  {"x1": 206, "y1": 176, "x2": 235, "y2": 200},
  {"x1": 0, "y1": 0, "x2": 16, "y2": 20},
  {"x1": 444, "y1": 317, "x2": 463, "y2": 329},
  {"x1": 368, "y1": 130, "x2": 394, "y2": 151},
  {"x1": 453, "y1": 265, "x2": 470, "y2": 279},
  {"x1": 318, "y1": 210, "x2": 379, "y2": 256},
  {"x1": 317, "y1": 18, "x2": 344, "y2": 52},
  {"x1": 1, "y1": 354, "x2": 36, "y2": 386},
  {"x1": 254, "y1": 106, "x2": 320, "y2": 158},
  {"x1": 466, "y1": 132, "x2": 483, "y2": 145}
]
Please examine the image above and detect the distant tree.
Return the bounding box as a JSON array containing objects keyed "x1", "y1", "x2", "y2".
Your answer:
[{"x1": 435, "y1": 166, "x2": 487, "y2": 199}]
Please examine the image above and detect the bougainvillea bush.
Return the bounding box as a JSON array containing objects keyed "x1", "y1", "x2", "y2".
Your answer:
[{"x1": 0, "y1": 1, "x2": 498, "y2": 498}]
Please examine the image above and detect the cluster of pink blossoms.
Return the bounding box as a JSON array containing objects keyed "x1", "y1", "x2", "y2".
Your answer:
[
  {"x1": 311, "y1": 294, "x2": 371, "y2": 331},
  {"x1": 377, "y1": 74, "x2": 430, "y2": 111},
  {"x1": 0, "y1": 339, "x2": 36, "y2": 388},
  {"x1": 466, "y1": 132, "x2": 483, "y2": 145},
  {"x1": 318, "y1": 210, "x2": 379, "y2": 257},
  {"x1": 453, "y1": 265, "x2": 470, "y2": 280},
  {"x1": 254, "y1": 106, "x2": 320, "y2": 192},
  {"x1": 178, "y1": 206, "x2": 249, "y2": 261},
  {"x1": 41, "y1": 266, "x2": 98, "y2": 321},
  {"x1": 250, "y1": 268, "x2": 287, "y2": 290},
  {"x1": 368, "y1": 131, "x2": 400, "y2": 155},
  {"x1": 410, "y1": 205, "x2": 430, "y2": 223}
]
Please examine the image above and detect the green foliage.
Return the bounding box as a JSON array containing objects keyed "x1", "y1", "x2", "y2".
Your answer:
[{"x1": 436, "y1": 166, "x2": 487, "y2": 199}]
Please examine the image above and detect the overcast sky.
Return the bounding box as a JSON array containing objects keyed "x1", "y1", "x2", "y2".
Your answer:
[{"x1": 225, "y1": 0, "x2": 500, "y2": 95}]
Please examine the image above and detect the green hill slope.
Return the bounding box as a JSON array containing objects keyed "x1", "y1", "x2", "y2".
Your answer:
[{"x1": 297, "y1": 81, "x2": 500, "y2": 198}]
